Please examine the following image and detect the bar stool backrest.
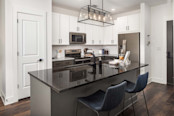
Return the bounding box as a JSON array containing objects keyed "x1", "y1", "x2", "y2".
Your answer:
[
  {"x1": 100, "y1": 81, "x2": 127, "y2": 111},
  {"x1": 132, "y1": 72, "x2": 149, "y2": 93}
]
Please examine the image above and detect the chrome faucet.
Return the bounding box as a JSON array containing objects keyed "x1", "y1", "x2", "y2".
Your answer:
[{"x1": 87, "y1": 52, "x2": 96, "y2": 67}]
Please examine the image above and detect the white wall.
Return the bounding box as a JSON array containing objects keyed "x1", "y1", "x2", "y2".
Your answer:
[
  {"x1": 53, "y1": 6, "x2": 79, "y2": 17},
  {"x1": 140, "y1": 3, "x2": 151, "y2": 78},
  {"x1": 0, "y1": 0, "x2": 6, "y2": 97},
  {"x1": 1, "y1": 0, "x2": 52, "y2": 105},
  {"x1": 150, "y1": 4, "x2": 168, "y2": 84},
  {"x1": 166, "y1": 0, "x2": 173, "y2": 20},
  {"x1": 113, "y1": 9, "x2": 140, "y2": 19}
]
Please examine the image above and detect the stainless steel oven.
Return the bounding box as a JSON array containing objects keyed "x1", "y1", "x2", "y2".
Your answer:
[
  {"x1": 65, "y1": 49, "x2": 91, "y2": 64},
  {"x1": 69, "y1": 32, "x2": 86, "y2": 44}
]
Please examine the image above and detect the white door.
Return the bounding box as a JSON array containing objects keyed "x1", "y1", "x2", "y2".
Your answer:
[{"x1": 17, "y1": 13, "x2": 46, "y2": 99}]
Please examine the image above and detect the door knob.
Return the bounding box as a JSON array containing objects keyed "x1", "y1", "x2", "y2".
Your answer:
[{"x1": 38, "y1": 59, "x2": 43, "y2": 62}]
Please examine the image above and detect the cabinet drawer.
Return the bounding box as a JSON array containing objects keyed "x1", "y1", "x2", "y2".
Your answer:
[
  {"x1": 53, "y1": 60, "x2": 74, "y2": 68},
  {"x1": 64, "y1": 61, "x2": 74, "y2": 65},
  {"x1": 53, "y1": 62, "x2": 64, "y2": 67}
]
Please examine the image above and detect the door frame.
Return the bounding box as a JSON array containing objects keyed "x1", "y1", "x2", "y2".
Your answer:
[{"x1": 13, "y1": 7, "x2": 47, "y2": 101}]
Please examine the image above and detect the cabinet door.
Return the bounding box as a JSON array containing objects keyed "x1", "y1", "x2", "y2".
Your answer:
[
  {"x1": 86, "y1": 25, "x2": 93, "y2": 45},
  {"x1": 60, "y1": 14, "x2": 69, "y2": 45},
  {"x1": 92, "y1": 26, "x2": 98, "y2": 44},
  {"x1": 52, "y1": 13, "x2": 60, "y2": 45},
  {"x1": 104, "y1": 26, "x2": 113, "y2": 44},
  {"x1": 117, "y1": 16, "x2": 128, "y2": 33},
  {"x1": 69, "y1": 16, "x2": 78, "y2": 32},
  {"x1": 70, "y1": 16, "x2": 86, "y2": 33},
  {"x1": 77, "y1": 22, "x2": 86, "y2": 33},
  {"x1": 112, "y1": 20, "x2": 118, "y2": 45},
  {"x1": 98, "y1": 27, "x2": 103, "y2": 45},
  {"x1": 127, "y1": 13, "x2": 140, "y2": 32}
]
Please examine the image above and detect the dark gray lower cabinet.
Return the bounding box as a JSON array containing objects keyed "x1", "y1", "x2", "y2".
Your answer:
[
  {"x1": 30, "y1": 70, "x2": 138, "y2": 116},
  {"x1": 53, "y1": 60, "x2": 74, "y2": 70}
]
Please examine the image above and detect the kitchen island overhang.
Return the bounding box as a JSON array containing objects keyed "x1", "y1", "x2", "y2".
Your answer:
[{"x1": 29, "y1": 63, "x2": 148, "y2": 116}]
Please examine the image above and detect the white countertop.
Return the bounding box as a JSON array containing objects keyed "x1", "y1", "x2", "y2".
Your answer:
[
  {"x1": 52, "y1": 57, "x2": 75, "y2": 62},
  {"x1": 95, "y1": 54, "x2": 118, "y2": 57}
]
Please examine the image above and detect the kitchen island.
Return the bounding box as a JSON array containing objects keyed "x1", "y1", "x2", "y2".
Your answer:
[{"x1": 29, "y1": 62, "x2": 148, "y2": 116}]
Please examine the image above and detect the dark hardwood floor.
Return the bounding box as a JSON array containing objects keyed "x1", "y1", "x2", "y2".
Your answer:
[{"x1": 0, "y1": 82, "x2": 174, "y2": 116}]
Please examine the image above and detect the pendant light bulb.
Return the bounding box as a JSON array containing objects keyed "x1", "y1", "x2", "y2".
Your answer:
[
  {"x1": 98, "y1": 15, "x2": 101, "y2": 21},
  {"x1": 89, "y1": 12, "x2": 93, "y2": 19},
  {"x1": 93, "y1": 11, "x2": 97, "y2": 20},
  {"x1": 110, "y1": 16, "x2": 112, "y2": 20},
  {"x1": 80, "y1": 13, "x2": 82, "y2": 18},
  {"x1": 103, "y1": 16, "x2": 106, "y2": 22}
]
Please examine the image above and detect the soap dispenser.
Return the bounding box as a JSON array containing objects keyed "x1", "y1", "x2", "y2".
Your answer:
[{"x1": 99, "y1": 57, "x2": 102, "y2": 67}]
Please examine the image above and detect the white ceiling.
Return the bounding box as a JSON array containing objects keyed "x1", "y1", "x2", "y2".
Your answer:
[{"x1": 53, "y1": 0, "x2": 167, "y2": 14}]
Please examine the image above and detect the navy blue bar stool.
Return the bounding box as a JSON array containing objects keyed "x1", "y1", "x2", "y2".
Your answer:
[
  {"x1": 125, "y1": 72, "x2": 149, "y2": 116},
  {"x1": 76, "y1": 81, "x2": 127, "y2": 116}
]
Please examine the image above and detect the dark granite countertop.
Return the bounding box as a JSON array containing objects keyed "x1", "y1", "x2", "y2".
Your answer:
[{"x1": 29, "y1": 62, "x2": 148, "y2": 93}]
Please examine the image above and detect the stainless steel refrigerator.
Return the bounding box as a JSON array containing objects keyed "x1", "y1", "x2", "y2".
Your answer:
[
  {"x1": 118, "y1": 32, "x2": 140, "y2": 63},
  {"x1": 167, "y1": 20, "x2": 174, "y2": 85}
]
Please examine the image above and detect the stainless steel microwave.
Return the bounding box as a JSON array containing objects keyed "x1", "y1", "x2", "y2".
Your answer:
[{"x1": 69, "y1": 32, "x2": 86, "y2": 44}]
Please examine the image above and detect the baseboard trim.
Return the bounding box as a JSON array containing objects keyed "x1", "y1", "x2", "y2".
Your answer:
[
  {"x1": 151, "y1": 77, "x2": 166, "y2": 85},
  {"x1": 148, "y1": 77, "x2": 152, "y2": 84},
  {"x1": 0, "y1": 90, "x2": 5, "y2": 105},
  {"x1": 0, "y1": 90, "x2": 18, "y2": 105}
]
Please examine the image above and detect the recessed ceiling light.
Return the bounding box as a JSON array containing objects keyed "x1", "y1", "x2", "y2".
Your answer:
[{"x1": 111, "y1": 9, "x2": 115, "y2": 11}]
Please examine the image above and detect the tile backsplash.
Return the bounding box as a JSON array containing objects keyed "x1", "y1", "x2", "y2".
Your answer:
[{"x1": 52, "y1": 45, "x2": 118, "y2": 58}]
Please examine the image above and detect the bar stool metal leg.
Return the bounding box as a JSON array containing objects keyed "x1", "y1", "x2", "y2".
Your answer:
[
  {"x1": 143, "y1": 91, "x2": 149, "y2": 116},
  {"x1": 76, "y1": 102, "x2": 79, "y2": 116},
  {"x1": 93, "y1": 110, "x2": 99, "y2": 116},
  {"x1": 130, "y1": 94, "x2": 135, "y2": 116},
  {"x1": 107, "y1": 111, "x2": 110, "y2": 116},
  {"x1": 122, "y1": 96, "x2": 125, "y2": 116}
]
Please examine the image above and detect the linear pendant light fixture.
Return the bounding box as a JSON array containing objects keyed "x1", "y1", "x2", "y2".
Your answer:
[{"x1": 78, "y1": 0, "x2": 114, "y2": 27}]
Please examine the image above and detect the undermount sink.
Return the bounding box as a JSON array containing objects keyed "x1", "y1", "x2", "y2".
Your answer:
[{"x1": 67, "y1": 64, "x2": 92, "y2": 71}]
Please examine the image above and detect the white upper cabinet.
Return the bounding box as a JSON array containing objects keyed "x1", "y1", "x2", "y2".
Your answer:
[
  {"x1": 117, "y1": 13, "x2": 140, "y2": 33},
  {"x1": 92, "y1": 26, "x2": 104, "y2": 45},
  {"x1": 117, "y1": 16, "x2": 128, "y2": 33},
  {"x1": 69, "y1": 16, "x2": 86, "y2": 33},
  {"x1": 86, "y1": 25, "x2": 103, "y2": 45},
  {"x1": 77, "y1": 22, "x2": 86, "y2": 33},
  {"x1": 127, "y1": 13, "x2": 140, "y2": 32},
  {"x1": 52, "y1": 13, "x2": 69, "y2": 45},
  {"x1": 98, "y1": 27, "x2": 104, "y2": 45},
  {"x1": 59, "y1": 14, "x2": 70, "y2": 45},
  {"x1": 52, "y1": 13, "x2": 60, "y2": 45},
  {"x1": 112, "y1": 20, "x2": 118, "y2": 45},
  {"x1": 86, "y1": 24, "x2": 93, "y2": 45},
  {"x1": 52, "y1": 12, "x2": 139, "y2": 46},
  {"x1": 69, "y1": 16, "x2": 77, "y2": 32},
  {"x1": 103, "y1": 26, "x2": 113, "y2": 45}
]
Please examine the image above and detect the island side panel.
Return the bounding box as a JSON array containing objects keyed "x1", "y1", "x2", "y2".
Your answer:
[
  {"x1": 51, "y1": 69, "x2": 139, "y2": 116},
  {"x1": 31, "y1": 76, "x2": 51, "y2": 116}
]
